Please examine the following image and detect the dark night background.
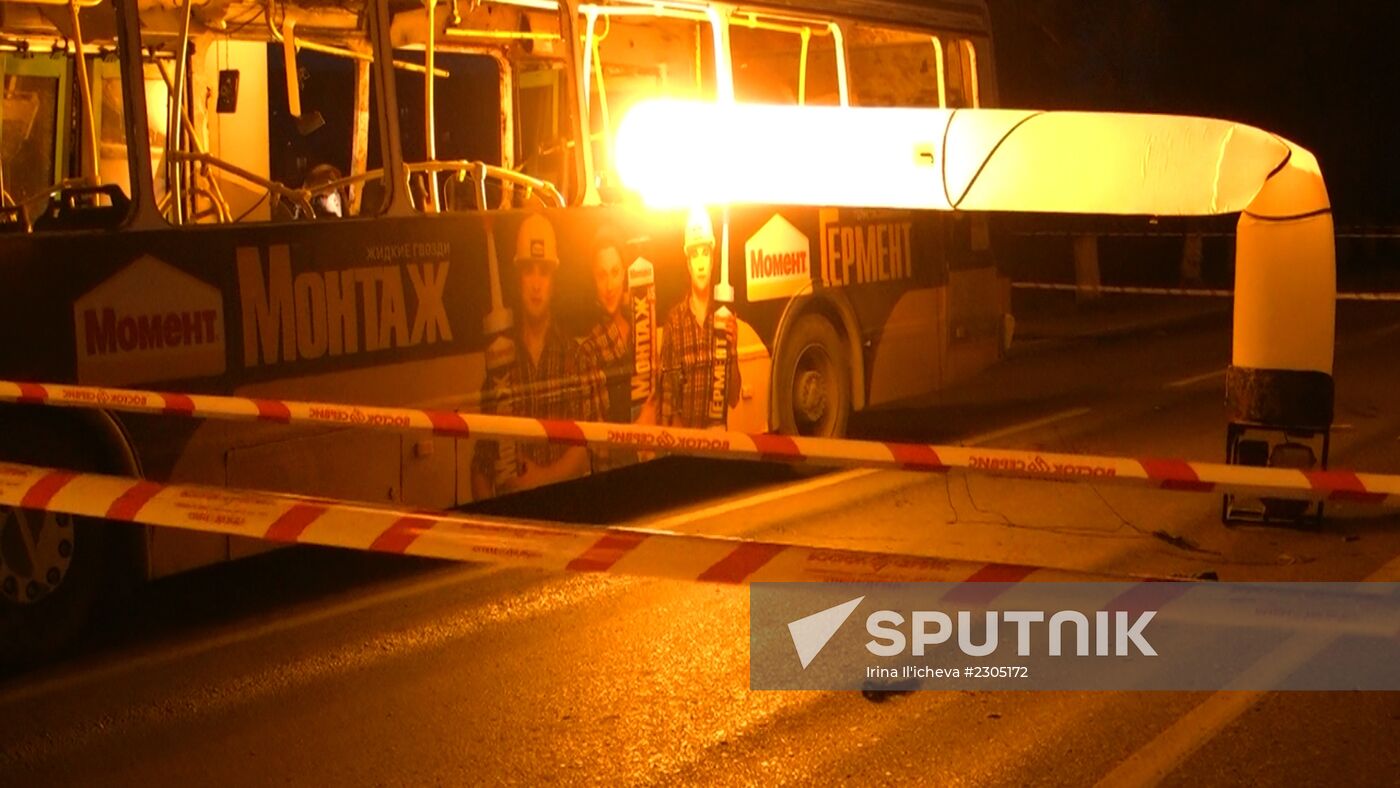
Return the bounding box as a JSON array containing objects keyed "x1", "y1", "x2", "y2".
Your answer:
[{"x1": 985, "y1": 0, "x2": 1399, "y2": 228}]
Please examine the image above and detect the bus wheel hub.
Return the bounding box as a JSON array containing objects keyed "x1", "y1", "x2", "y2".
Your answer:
[
  {"x1": 0, "y1": 507, "x2": 75, "y2": 605},
  {"x1": 796, "y1": 369, "x2": 827, "y2": 422}
]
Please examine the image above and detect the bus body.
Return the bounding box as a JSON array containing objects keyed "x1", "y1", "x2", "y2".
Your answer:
[{"x1": 0, "y1": 0, "x2": 1008, "y2": 659}]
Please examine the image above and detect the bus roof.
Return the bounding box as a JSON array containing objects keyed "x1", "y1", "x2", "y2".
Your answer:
[{"x1": 731, "y1": 0, "x2": 992, "y2": 34}]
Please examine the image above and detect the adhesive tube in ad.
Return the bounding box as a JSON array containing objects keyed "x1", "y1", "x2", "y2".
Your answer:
[
  {"x1": 629, "y1": 256, "x2": 656, "y2": 421},
  {"x1": 709, "y1": 209, "x2": 735, "y2": 429},
  {"x1": 708, "y1": 304, "x2": 733, "y2": 427},
  {"x1": 483, "y1": 329, "x2": 518, "y2": 489}
]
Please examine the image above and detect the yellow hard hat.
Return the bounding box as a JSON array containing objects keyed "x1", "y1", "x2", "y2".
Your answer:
[
  {"x1": 684, "y1": 206, "x2": 714, "y2": 250},
  {"x1": 514, "y1": 213, "x2": 559, "y2": 268}
]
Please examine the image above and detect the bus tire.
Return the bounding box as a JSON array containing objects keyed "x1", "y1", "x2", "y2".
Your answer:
[
  {"x1": 0, "y1": 410, "x2": 128, "y2": 667},
  {"x1": 775, "y1": 313, "x2": 851, "y2": 438}
]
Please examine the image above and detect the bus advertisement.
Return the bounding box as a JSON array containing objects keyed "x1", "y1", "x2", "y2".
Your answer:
[{"x1": 0, "y1": 0, "x2": 1009, "y2": 662}]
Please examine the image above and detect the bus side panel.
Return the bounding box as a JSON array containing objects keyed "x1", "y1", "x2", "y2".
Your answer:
[
  {"x1": 5, "y1": 203, "x2": 773, "y2": 563},
  {"x1": 1, "y1": 195, "x2": 999, "y2": 578},
  {"x1": 720, "y1": 205, "x2": 954, "y2": 411},
  {"x1": 0, "y1": 229, "x2": 237, "y2": 578}
]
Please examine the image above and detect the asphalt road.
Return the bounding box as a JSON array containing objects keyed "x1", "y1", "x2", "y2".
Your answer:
[{"x1": 3, "y1": 296, "x2": 1399, "y2": 786}]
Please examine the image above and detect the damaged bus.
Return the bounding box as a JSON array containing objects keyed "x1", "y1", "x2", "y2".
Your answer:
[{"x1": 0, "y1": 0, "x2": 1009, "y2": 660}]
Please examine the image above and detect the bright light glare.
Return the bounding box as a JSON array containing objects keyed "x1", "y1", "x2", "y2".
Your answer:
[
  {"x1": 615, "y1": 100, "x2": 958, "y2": 210},
  {"x1": 612, "y1": 100, "x2": 1312, "y2": 217},
  {"x1": 615, "y1": 99, "x2": 1336, "y2": 377}
]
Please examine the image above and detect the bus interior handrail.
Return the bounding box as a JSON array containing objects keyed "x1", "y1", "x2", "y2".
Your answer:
[
  {"x1": 167, "y1": 151, "x2": 316, "y2": 218},
  {"x1": 403, "y1": 160, "x2": 567, "y2": 209},
  {"x1": 154, "y1": 154, "x2": 563, "y2": 222}
]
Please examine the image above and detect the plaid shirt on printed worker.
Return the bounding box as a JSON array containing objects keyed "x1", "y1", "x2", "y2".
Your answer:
[
  {"x1": 474, "y1": 324, "x2": 603, "y2": 478},
  {"x1": 658, "y1": 300, "x2": 740, "y2": 429},
  {"x1": 576, "y1": 317, "x2": 632, "y2": 423}
]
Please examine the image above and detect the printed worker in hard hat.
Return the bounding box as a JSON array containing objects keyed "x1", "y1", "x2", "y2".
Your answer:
[
  {"x1": 656, "y1": 207, "x2": 740, "y2": 428},
  {"x1": 576, "y1": 227, "x2": 643, "y2": 470},
  {"x1": 578, "y1": 227, "x2": 632, "y2": 422},
  {"x1": 471, "y1": 213, "x2": 603, "y2": 497}
]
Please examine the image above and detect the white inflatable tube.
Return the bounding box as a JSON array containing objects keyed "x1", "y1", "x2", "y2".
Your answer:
[{"x1": 615, "y1": 102, "x2": 1335, "y2": 376}]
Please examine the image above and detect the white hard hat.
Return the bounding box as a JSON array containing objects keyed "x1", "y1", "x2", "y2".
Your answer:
[
  {"x1": 514, "y1": 213, "x2": 560, "y2": 269},
  {"x1": 684, "y1": 206, "x2": 714, "y2": 250}
]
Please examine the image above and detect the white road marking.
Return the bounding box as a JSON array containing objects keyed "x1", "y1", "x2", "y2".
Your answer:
[
  {"x1": 1095, "y1": 552, "x2": 1400, "y2": 788},
  {"x1": 1165, "y1": 368, "x2": 1226, "y2": 389},
  {"x1": 646, "y1": 405, "x2": 1095, "y2": 532},
  {"x1": 643, "y1": 468, "x2": 879, "y2": 532},
  {"x1": 959, "y1": 407, "x2": 1094, "y2": 447},
  {"x1": 0, "y1": 564, "x2": 501, "y2": 706}
]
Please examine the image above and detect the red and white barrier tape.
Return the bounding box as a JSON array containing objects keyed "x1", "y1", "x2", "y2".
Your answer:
[
  {"x1": 9, "y1": 461, "x2": 1400, "y2": 637},
  {"x1": 3, "y1": 380, "x2": 1399, "y2": 507},
  {"x1": 1010, "y1": 230, "x2": 1400, "y2": 241},
  {"x1": 1014, "y1": 282, "x2": 1233, "y2": 298},
  {"x1": 1013, "y1": 281, "x2": 1400, "y2": 302},
  {"x1": 0, "y1": 461, "x2": 1132, "y2": 585}
]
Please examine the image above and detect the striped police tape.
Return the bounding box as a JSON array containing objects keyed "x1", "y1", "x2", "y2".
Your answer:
[
  {"x1": 0, "y1": 460, "x2": 1125, "y2": 585},
  {"x1": 8, "y1": 460, "x2": 1400, "y2": 640},
  {"x1": 3, "y1": 380, "x2": 1398, "y2": 507},
  {"x1": 1013, "y1": 281, "x2": 1400, "y2": 302},
  {"x1": 1010, "y1": 229, "x2": 1400, "y2": 241}
]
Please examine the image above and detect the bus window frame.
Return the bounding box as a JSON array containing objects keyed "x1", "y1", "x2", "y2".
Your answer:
[
  {"x1": 841, "y1": 20, "x2": 952, "y2": 110},
  {"x1": 0, "y1": 0, "x2": 150, "y2": 232},
  {"x1": 943, "y1": 35, "x2": 980, "y2": 109},
  {"x1": 580, "y1": 1, "x2": 741, "y2": 201},
  {"x1": 103, "y1": 0, "x2": 587, "y2": 220},
  {"x1": 581, "y1": 2, "x2": 732, "y2": 103},
  {"x1": 724, "y1": 9, "x2": 848, "y2": 107},
  {"x1": 366, "y1": 0, "x2": 412, "y2": 216},
  {"x1": 87, "y1": 56, "x2": 120, "y2": 182},
  {"x1": 961, "y1": 38, "x2": 980, "y2": 108},
  {"x1": 107, "y1": 0, "x2": 165, "y2": 229},
  {"x1": 514, "y1": 62, "x2": 572, "y2": 193},
  {"x1": 391, "y1": 44, "x2": 514, "y2": 211},
  {"x1": 517, "y1": 67, "x2": 560, "y2": 141},
  {"x1": 111, "y1": 0, "x2": 433, "y2": 226},
  {"x1": 392, "y1": 1, "x2": 586, "y2": 210},
  {"x1": 930, "y1": 36, "x2": 947, "y2": 107},
  {"x1": 0, "y1": 52, "x2": 70, "y2": 203},
  {"x1": 90, "y1": 54, "x2": 173, "y2": 202}
]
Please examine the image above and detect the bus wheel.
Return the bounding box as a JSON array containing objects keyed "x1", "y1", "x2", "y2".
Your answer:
[
  {"x1": 0, "y1": 504, "x2": 109, "y2": 667},
  {"x1": 0, "y1": 417, "x2": 121, "y2": 667},
  {"x1": 776, "y1": 314, "x2": 851, "y2": 438}
]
